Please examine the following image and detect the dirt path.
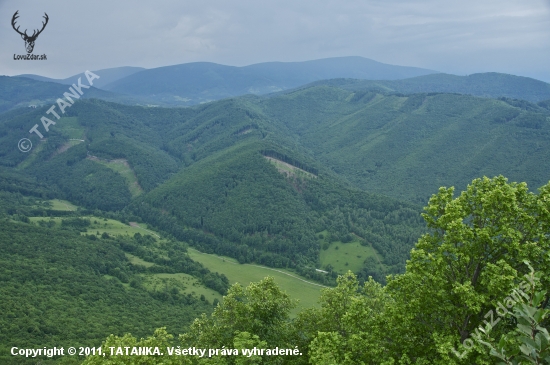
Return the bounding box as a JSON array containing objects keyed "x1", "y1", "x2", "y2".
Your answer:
[{"x1": 129, "y1": 222, "x2": 161, "y2": 238}]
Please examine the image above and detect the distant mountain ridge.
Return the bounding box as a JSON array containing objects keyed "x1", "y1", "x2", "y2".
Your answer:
[
  {"x1": 10, "y1": 58, "x2": 550, "y2": 108},
  {"x1": 17, "y1": 66, "x2": 146, "y2": 90},
  {"x1": 242, "y1": 57, "x2": 435, "y2": 84},
  {"x1": 0, "y1": 76, "x2": 166, "y2": 113},
  {"x1": 305, "y1": 72, "x2": 550, "y2": 103},
  {"x1": 101, "y1": 57, "x2": 437, "y2": 104}
]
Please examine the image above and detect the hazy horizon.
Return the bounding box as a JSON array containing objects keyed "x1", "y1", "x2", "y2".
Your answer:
[{"x1": 1, "y1": 0, "x2": 549, "y2": 82}]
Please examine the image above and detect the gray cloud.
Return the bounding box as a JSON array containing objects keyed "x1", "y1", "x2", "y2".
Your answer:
[{"x1": 1, "y1": 0, "x2": 549, "y2": 81}]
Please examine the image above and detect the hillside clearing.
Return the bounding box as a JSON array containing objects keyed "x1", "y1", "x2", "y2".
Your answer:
[
  {"x1": 264, "y1": 156, "x2": 317, "y2": 179},
  {"x1": 87, "y1": 156, "x2": 143, "y2": 197}
]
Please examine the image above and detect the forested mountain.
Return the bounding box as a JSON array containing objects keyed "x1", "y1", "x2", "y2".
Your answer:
[
  {"x1": 133, "y1": 140, "x2": 423, "y2": 281},
  {"x1": 258, "y1": 86, "x2": 550, "y2": 203},
  {"x1": 0, "y1": 94, "x2": 425, "y2": 282},
  {"x1": 308, "y1": 72, "x2": 550, "y2": 102}
]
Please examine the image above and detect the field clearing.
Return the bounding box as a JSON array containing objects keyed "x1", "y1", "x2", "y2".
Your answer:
[
  {"x1": 140, "y1": 272, "x2": 222, "y2": 304},
  {"x1": 16, "y1": 140, "x2": 45, "y2": 169},
  {"x1": 187, "y1": 248, "x2": 325, "y2": 313},
  {"x1": 30, "y1": 199, "x2": 77, "y2": 211},
  {"x1": 319, "y1": 237, "x2": 379, "y2": 274},
  {"x1": 85, "y1": 218, "x2": 154, "y2": 237},
  {"x1": 28, "y1": 216, "x2": 159, "y2": 240},
  {"x1": 121, "y1": 224, "x2": 326, "y2": 312},
  {"x1": 264, "y1": 156, "x2": 316, "y2": 179},
  {"x1": 55, "y1": 117, "x2": 85, "y2": 139},
  {"x1": 29, "y1": 216, "x2": 63, "y2": 226}
]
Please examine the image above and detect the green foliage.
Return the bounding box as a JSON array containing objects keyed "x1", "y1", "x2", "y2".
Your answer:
[
  {"x1": 61, "y1": 217, "x2": 91, "y2": 230},
  {"x1": 476, "y1": 266, "x2": 550, "y2": 364},
  {"x1": 83, "y1": 173, "x2": 550, "y2": 364},
  {"x1": 133, "y1": 141, "x2": 423, "y2": 282},
  {"x1": 2, "y1": 76, "x2": 549, "y2": 287},
  {"x1": 116, "y1": 234, "x2": 230, "y2": 295},
  {"x1": 68, "y1": 101, "x2": 181, "y2": 191},
  {"x1": 291, "y1": 176, "x2": 550, "y2": 364},
  {"x1": 305, "y1": 272, "x2": 391, "y2": 364},
  {"x1": 382, "y1": 176, "x2": 550, "y2": 363},
  {"x1": 538, "y1": 99, "x2": 550, "y2": 110},
  {"x1": 4, "y1": 65, "x2": 550, "y2": 365},
  {"x1": 0, "y1": 167, "x2": 55, "y2": 198},
  {"x1": 180, "y1": 277, "x2": 296, "y2": 364},
  {"x1": 3, "y1": 85, "x2": 548, "y2": 283}
]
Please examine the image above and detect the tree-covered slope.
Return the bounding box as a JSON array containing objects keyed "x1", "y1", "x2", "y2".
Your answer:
[
  {"x1": 2, "y1": 84, "x2": 549, "y2": 281},
  {"x1": 133, "y1": 140, "x2": 424, "y2": 281},
  {"x1": 308, "y1": 72, "x2": 550, "y2": 102},
  {"x1": 0, "y1": 219, "x2": 215, "y2": 364},
  {"x1": 82, "y1": 176, "x2": 550, "y2": 365},
  {"x1": 259, "y1": 86, "x2": 550, "y2": 203},
  {"x1": 0, "y1": 96, "x2": 427, "y2": 281}
]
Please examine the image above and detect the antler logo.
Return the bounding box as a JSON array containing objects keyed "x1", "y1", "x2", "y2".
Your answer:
[{"x1": 12, "y1": 10, "x2": 49, "y2": 54}]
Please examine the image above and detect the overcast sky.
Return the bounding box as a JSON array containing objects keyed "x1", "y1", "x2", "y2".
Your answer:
[{"x1": 1, "y1": 0, "x2": 549, "y2": 81}]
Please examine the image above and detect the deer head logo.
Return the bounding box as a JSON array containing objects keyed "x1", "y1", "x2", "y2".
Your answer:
[{"x1": 12, "y1": 10, "x2": 49, "y2": 54}]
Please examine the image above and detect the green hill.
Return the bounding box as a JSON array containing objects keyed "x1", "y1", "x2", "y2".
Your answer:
[
  {"x1": 308, "y1": 72, "x2": 550, "y2": 102},
  {"x1": 259, "y1": 86, "x2": 550, "y2": 203},
  {"x1": 0, "y1": 219, "x2": 216, "y2": 364},
  {"x1": 133, "y1": 140, "x2": 422, "y2": 281},
  {"x1": 0, "y1": 95, "x2": 427, "y2": 283}
]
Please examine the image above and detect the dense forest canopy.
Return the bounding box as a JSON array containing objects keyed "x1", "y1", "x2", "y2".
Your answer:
[{"x1": 1, "y1": 80, "x2": 549, "y2": 281}]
